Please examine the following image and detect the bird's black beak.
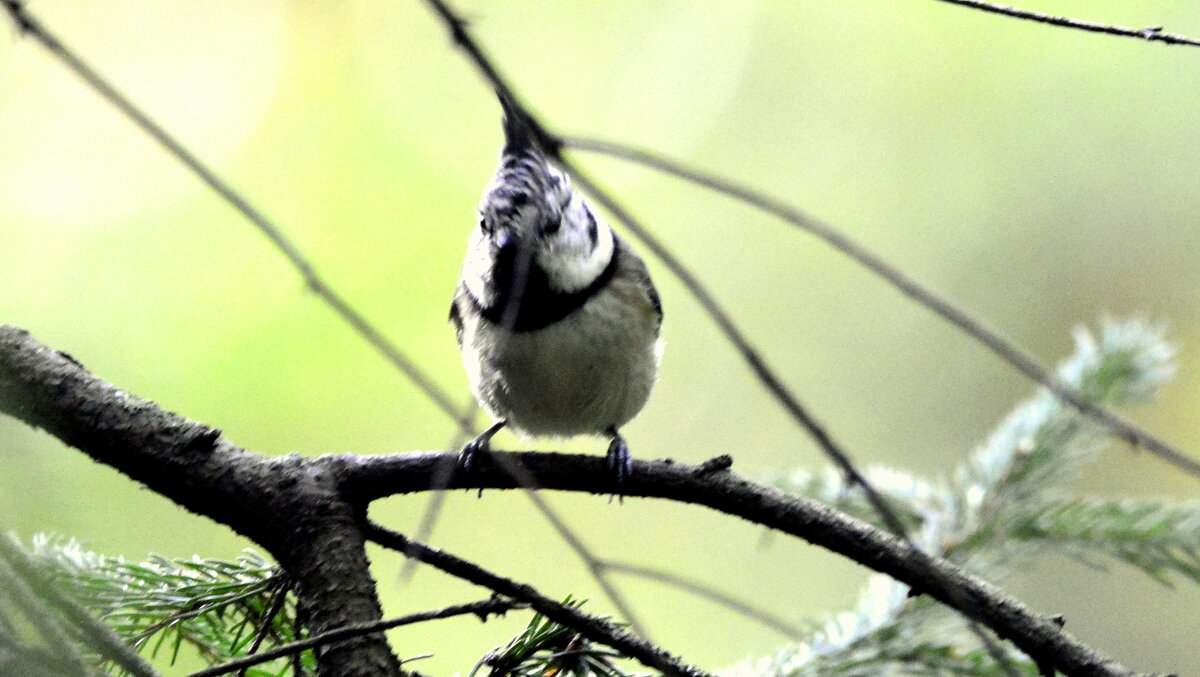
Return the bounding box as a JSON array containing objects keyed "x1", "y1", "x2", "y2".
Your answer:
[{"x1": 493, "y1": 230, "x2": 521, "y2": 256}]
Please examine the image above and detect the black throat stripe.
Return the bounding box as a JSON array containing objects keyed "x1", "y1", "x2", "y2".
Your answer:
[{"x1": 471, "y1": 243, "x2": 621, "y2": 333}]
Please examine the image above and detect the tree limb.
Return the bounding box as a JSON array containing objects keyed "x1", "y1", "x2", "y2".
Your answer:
[{"x1": 338, "y1": 451, "x2": 1141, "y2": 677}]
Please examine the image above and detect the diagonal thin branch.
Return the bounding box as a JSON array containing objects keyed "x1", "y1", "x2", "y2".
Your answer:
[
  {"x1": 0, "y1": 0, "x2": 471, "y2": 434},
  {"x1": 399, "y1": 407, "x2": 648, "y2": 641},
  {"x1": 185, "y1": 597, "x2": 523, "y2": 677},
  {"x1": 483, "y1": 452, "x2": 651, "y2": 640},
  {"x1": 416, "y1": 0, "x2": 911, "y2": 545},
  {"x1": 362, "y1": 522, "x2": 712, "y2": 677},
  {"x1": 597, "y1": 560, "x2": 803, "y2": 639},
  {"x1": 560, "y1": 137, "x2": 1200, "y2": 479},
  {"x1": 235, "y1": 576, "x2": 292, "y2": 677},
  {"x1": 564, "y1": 164, "x2": 912, "y2": 540},
  {"x1": 929, "y1": 0, "x2": 1200, "y2": 47},
  {"x1": 397, "y1": 404, "x2": 478, "y2": 588}
]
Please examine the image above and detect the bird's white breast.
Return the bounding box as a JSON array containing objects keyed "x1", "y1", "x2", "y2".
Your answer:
[{"x1": 460, "y1": 275, "x2": 661, "y2": 438}]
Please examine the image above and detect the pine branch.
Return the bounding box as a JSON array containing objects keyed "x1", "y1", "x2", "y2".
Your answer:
[
  {"x1": 0, "y1": 532, "x2": 158, "y2": 677},
  {"x1": 23, "y1": 536, "x2": 310, "y2": 675},
  {"x1": 1012, "y1": 498, "x2": 1200, "y2": 586},
  {"x1": 760, "y1": 319, "x2": 1177, "y2": 676},
  {"x1": 472, "y1": 596, "x2": 635, "y2": 677},
  {"x1": 953, "y1": 319, "x2": 1175, "y2": 556},
  {"x1": 0, "y1": 547, "x2": 95, "y2": 677}
]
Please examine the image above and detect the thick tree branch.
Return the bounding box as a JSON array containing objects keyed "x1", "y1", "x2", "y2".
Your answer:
[
  {"x1": 338, "y1": 451, "x2": 1141, "y2": 677},
  {"x1": 0, "y1": 326, "x2": 402, "y2": 677}
]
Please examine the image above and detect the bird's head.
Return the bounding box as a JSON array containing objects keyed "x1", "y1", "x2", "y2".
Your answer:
[{"x1": 461, "y1": 143, "x2": 615, "y2": 313}]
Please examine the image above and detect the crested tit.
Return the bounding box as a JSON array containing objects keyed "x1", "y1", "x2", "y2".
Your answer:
[{"x1": 450, "y1": 100, "x2": 663, "y2": 485}]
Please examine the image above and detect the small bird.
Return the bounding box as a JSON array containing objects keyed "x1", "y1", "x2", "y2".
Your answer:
[{"x1": 450, "y1": 98, "x2": 663, "y2": 486}]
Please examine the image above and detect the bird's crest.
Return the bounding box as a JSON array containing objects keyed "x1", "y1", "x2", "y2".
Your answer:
[{"x1": 497, "y1": 89, "x2": 539, "y2": 156}]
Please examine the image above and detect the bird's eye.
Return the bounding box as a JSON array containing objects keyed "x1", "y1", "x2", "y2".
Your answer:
[
  {"x1": 542, "y1": 217, "x2": 561, "y2": 236},
  {"x1": 478, "y1": 217, "x2": 492, "y2": 235}
]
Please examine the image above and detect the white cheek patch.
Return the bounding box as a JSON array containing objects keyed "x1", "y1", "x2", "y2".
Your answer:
[{"x1": 538, "y1": 204, "x2": 615, "y2": 293}]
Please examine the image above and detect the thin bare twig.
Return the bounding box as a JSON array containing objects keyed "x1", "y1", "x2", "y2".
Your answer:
[
  {"x1": 564, "y1": 165, "x2": 913, "y2": 540},
  {"x1": 236, "y1": 576, "x2": 292, "y2": 677},
  {"x1": 398, "y1": 400, "x2": 479, "y2": 587},
  {"x1": 561, "y1": 137, "x2": 1200, "y2": 479},
  {"x1": 483, "y1": 452, "x2": 651, "y2": 640},
  {"x1": 185, "y1": 597, "x2": 523, "y2": 677},
  {"x1": 398, "y1": 411, "x2": 649, "y2": 641},
  {"x1": 597, "y1": 561, "x2": 803, "y2": 639},
  {"x1": 363, "y1": 521, "x2": 712, "y2": 677},
  {"x1": 0, "y1": 0, "x2": 471, "y2": 434},
  {"x1": 930, "y1": 0, "x2": 1200, "y2": 47}
]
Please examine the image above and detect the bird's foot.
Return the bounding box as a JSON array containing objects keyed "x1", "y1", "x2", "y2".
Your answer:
[
  {"x1": 605, "y1": 428, "x2": 632, "y2": 495},
  {"x1": 457, "y1": 437, "x2": 490, "y2": 473},
  {"x1": 458, "y1": 420, "x2": 507, "y2": 474}
]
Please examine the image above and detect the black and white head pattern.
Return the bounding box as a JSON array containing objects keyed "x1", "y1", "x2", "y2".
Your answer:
[{"x1": 461, "y1": 147, "x2": 617, "y2": 332}]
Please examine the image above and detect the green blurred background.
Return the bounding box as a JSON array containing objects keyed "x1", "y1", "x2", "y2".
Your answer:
[{"x1": 2, "y1": 0, "x2": 1199, "y2": 673}]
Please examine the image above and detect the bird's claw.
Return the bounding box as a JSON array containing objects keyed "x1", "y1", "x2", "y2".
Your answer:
[
  {"x1": 458, "y1": 437, "x2": 490, "y2": 473},
  {"x1": 606, "y1": 434, "x2": 632, "y2": 490},
  {"x1": 458, "y1": 420, "x2": 507, "y2": 475}
]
